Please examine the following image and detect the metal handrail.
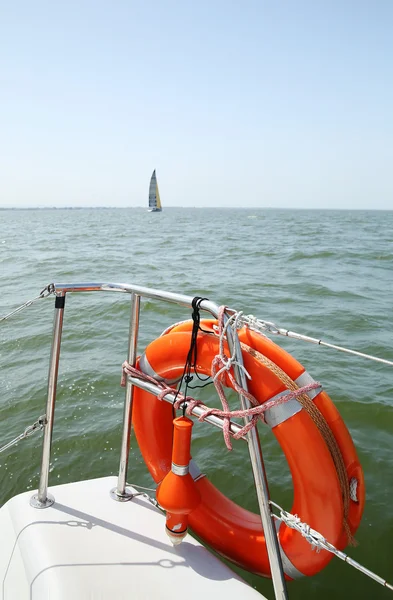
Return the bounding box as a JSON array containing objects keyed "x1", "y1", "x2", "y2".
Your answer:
[
  {"x1": 126, "y1": 375, "x2": 248, "y2": 438},
  {"x1": 30, "y1": 281, "x2": 289, "y2": 599}
]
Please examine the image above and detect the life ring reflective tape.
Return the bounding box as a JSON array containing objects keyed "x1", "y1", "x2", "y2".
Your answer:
[{"x1": 132, "y1": 321, "x2": 365, "y2": 579}]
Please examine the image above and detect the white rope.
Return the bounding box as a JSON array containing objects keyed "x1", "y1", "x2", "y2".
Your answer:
[
  {"x1": 270, "y1": 500, "x2": 393, "y2": 591},
  {"x1": 213, "y1": 311, "x2": 252, "y2": 382}
]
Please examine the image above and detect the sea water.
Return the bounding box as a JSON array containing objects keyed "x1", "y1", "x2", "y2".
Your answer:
[{"x1": 0, "y1": 207, "x2": 392, "y2": 599}]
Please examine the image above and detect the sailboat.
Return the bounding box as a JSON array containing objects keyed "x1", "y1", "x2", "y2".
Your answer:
[{"x1": 148, "y1": 169, "x2": 162, "y2": 212}]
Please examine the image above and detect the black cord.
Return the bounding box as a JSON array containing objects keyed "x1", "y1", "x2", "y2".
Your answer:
[
  {"x1": 174, "y1": 296, "x2": 213, "y2": 409},
  {"x1": 188, "y1": 297, "x2": 211, "y2": 383}
]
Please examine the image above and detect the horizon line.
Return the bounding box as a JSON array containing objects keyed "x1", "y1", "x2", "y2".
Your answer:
[{"x1": 0, "y1": 206, "x2": 392, "y2": 212}]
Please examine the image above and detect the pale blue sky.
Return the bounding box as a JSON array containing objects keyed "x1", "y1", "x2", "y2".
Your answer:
[{"x1": 1, "y1": 1, "x2": 392, "y2": 208}]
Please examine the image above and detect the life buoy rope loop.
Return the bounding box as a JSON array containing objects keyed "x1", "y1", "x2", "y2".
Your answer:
[{"x1": 132, "y1": 320, "x2": 365, "y2": 579}]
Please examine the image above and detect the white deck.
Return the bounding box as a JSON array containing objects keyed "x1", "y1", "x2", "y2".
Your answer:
[{"x1": 0, "y1": 476, "x2": 267, "y2": 599}]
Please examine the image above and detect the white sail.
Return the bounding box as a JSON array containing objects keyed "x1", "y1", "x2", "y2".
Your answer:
[{"x1": 148, "y1": 170, "x2": 162, "y2": 212}]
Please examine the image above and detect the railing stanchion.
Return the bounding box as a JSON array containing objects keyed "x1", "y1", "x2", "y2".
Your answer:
[
  {"x1": 31, "y1": 293, "x2": 66, "y2": 508},
  {"x1": 111, "y1": 292, "x2": 140, "y2": 501},
  {"x1": 225, "y1": 316, "x2": 289, "y2": 600}
]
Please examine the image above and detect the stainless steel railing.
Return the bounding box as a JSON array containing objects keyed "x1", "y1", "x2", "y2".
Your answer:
[{"x1": 30, "y1": 282, "x2": 289, "y2": 600}]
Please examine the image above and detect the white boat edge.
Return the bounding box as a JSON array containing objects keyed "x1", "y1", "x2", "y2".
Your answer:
[{"x1": 0, "y1": 475, "x2": 267, "y2": 599}]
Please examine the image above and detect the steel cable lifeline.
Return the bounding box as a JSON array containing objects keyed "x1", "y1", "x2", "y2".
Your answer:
[
  {"x1": 0, "y1": 284, "x2": 54, "y2": 323},
  {"x1": 0, "y1": 416, "x2": 47, "y2": 454},
  {"x1": 269, "y1": 500, "x2": 393, "y2": 592},
  {"x1": 234, "y1": 313, "x2": 393, "y2": 367},
  {"x1": 2, "y1": 285, "x2": 391, "y2": 367}
]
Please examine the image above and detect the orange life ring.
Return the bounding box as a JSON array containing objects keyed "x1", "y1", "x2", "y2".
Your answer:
[{"x1": 132, "y1": 320, "x2": 365, "y2": 579}]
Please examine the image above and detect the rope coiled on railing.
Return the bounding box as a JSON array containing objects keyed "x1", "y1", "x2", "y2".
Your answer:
[{"x1": 121, "y1": 361, "x2": 320, "y2": 445}]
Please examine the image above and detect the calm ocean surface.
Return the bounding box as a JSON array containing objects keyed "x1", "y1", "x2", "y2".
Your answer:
[{"x1": 0, "y1": 207, "x2": 392, "y2": 599}]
